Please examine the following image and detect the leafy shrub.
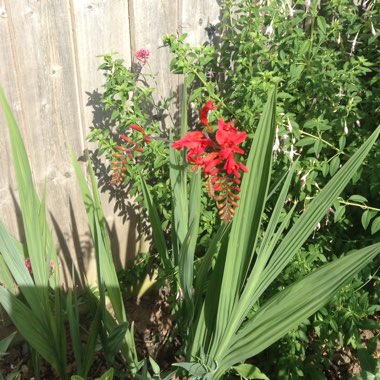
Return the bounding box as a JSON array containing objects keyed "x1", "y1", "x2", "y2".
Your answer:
[{"x1": 87, "y1": 0, "x2": 380, "y2": 377}]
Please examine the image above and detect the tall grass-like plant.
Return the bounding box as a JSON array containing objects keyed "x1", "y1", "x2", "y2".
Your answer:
[
  {"x1": 141, "y1": 88, "x2": 380, "y2": 378},
  {"x1": 71, "y1": 154, "x2": 139, "y2": 375},
  {"x1": 0, "y1": 86, "x2": 68, "y2": 378},
  {"x1": 0, "y1": 86, "x2": 139, "y2": 378}
]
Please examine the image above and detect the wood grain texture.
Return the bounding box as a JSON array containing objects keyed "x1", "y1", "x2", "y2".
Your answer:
[
  {"x1": 70, "y1": 0, "x2": 141, "y2": 278},
  {"x1": 1, "y1": 0, "x2": 89, "y2": 284},
  {"x1": 129, "y1": 0, "x2": 180, "y2": 122},
  {"x1": 180, "y1": 0, "x2": 221, "y2": 45},
  {"x1": 0, "y1": 0, "x2": 24, "y2": 239},
  {"x1": 0, "y1": 0, "x2": 221, "y2": 286}
]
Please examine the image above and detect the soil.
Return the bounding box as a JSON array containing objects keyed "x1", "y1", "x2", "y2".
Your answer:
[{"x1": 0, "y1": 289, "x2": 179, "y2": 380}]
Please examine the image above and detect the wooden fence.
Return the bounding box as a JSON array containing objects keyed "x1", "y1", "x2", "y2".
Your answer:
[{"x1": 0, "y1": 0, "x2": 220, "y2": 284}]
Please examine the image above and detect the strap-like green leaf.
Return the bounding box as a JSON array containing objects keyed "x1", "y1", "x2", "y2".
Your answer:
[
  {"x1": 255, "y1": 125, "x2": 380, "y2": 305},
  {"x1": 215, "y1": 164, "x2": 297, "y2": 353},
  {"x1": 67, "y1": 289, "x2": 83, "y2": 375},
  {"x1": 0, "y1": 86, "x2": 51, "y2": 290},
  {"x1": 0, "y1": 223, "x2": 33, "y2": 291},
  {"x1": 71, "y1": 154, "x2": 138, "y2": 370},
  {"x1": 221, "y1": 243, "x2": 380, "y2": 370},
  {"x1": 210, "y1": 88, "x2": 277, "y2": 356},
  {"x1": 179, "y1": 171, "x2": 201, "y2": 323},
  {"x1": 0, "y1": 288, "x2": 65, "y2": 377},
  {"x1": 170, "y1": 83, "x2": 189, "y2": 264},
  {"x1": 1, "y1": 87, "x2": 66, "y2": 377},
  {"x1": 139, "y1": 175, "x2": 171, "y2": 269},
  {"x1": 0, "y1": 331, "x2": 17, "y2": 357},
  {"x1": 0, "y1": 253, "x2": 14, "y2": 293},
  {"x1": 170, "y1": 138, "x2": 188, "y2": 263}
]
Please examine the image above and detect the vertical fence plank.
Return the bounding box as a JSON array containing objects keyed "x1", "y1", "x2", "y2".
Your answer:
[
  {"x1": 0, "y1": 0, "x2": 24, "y2": 240},
  {"x1": 0, "y1": 0, "x2": 222, "y2": 287},
  {"x1": 180, "y1": 0, "x2": 221, "y2": 45},
  {"x1": 1, "y1": 0, "x2": 89, "y2": 285},
  {"x1": 129, "y1": 0, "x2": 180, "y2": 122},
  {"x1": 70, "y1": 0, "x2": 138, "y2": 278}
]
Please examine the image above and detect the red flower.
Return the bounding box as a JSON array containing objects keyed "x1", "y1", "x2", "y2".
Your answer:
[
  {"x1": 203, "y1": 151, "x2": 222, "y2": 175},
  {"x1": 130, "y1": 124, "x2": 145, "y2": 134},
  {"x1": 200, "y1": 100, "x2": 219, "y2": 131},
  {"x1": 222, "y1": 151, "x2": 248, "y2": 177},
  {"x1": 172, "y1": 131, "x2": 210, "y2": 149},
  {"x1": 216, "y1": 119, "x2": 246, "y2": 154},
  {"x1": 214, "y1": 119, "x2": 248, "y2": 176},
  {"x1": 172, "y1": 131, "x2": 213, "y2": 166},
  {"x1": 171, "y1": 102, "x2": 248, "y2": 222}
]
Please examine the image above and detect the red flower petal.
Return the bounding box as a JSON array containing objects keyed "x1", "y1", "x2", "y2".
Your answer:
[{"x1": 200, "y1": 100, "x2": 219, "y2": 130}]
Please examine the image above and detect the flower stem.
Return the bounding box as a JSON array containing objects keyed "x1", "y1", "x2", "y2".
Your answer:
[{"x1": 338, "y1": 199, "x2": 380, "y2": 212}]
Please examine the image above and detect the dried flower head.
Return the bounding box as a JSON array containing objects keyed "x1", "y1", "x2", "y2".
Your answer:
[{"x1": 110, "y1": 124, "x2": 152, "y2": 187}]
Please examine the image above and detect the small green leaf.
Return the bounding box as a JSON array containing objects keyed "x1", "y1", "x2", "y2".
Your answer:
[
  {"x1": 233, "y1": 363, "x2": 270, "y2": 379},
  {"x1": 317, "y1": 16, "x2": 327, "y2": 34},
  {"x1": 339, "y1": 135, "x2": 346, "y2": 150},
  {"x1": 361, "y1": 210, "x2": 376, "y2": 230},
  {"x1": 173, "y1": 362, "x2": 207, "y2": 377},
  {"x1": 289, "y1": 64, "x2": 304, "y2": 84},
  {"x1": 185, "y1": 73, "x2": 195, "y2": 87},
  {"x1": 349, "y1": 195, "x2": 368, "y2": 203},
  {"x1": 314, "y1": 139, "x2": 322, "y2": 156},
  {"x1": 334, "y1": 205, "x2": 346, "y2": 223},
  {"x1": 329, "y1": 319, "x2": 339, "y2": 332},
  {"x1": 148, "y1": 356, "x2": 160, "y2": 375},
  {"x1": 0, "y1": 331, "x2": 17, "y2": 357},
  {"x1": 98, "y1": 368, "x2": 114, "y2": 380},
  {"x1": 321, "y1": 161, "x2": 329, "y2": 177},
  {"x1": 303, "y1": 119, "x2": 319, "y2": 129},
  {"x1": 110, "y1": 110, "x2": 119, "y2": 121},
  {"x1": 371, "y1": 217, "x2": 380, "y2": 234},
  {"x1": 296, "y1": 137, "x2": 315, "y2": 147},
  {"x1": 329, "y1": 156, "x2": 340, "y2": 176}
]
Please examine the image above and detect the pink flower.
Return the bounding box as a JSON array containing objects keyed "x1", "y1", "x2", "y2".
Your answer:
[{"x1": 135, "y1": 48, "x2": 150, "y2": 64}]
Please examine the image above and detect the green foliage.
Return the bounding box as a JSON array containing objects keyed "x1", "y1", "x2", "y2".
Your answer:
[
  {"x1": 0, "y1": 86, "x2": 67, "y2": 379},
  {"x1": 141, "y1": 87, "x2": 380, "y2": 379},
  {"x1": 0, "y1": 87, "x2": 139, "y2": 378},
  {"x1": 0, "y1": 332, "x2": 16, "y2": 359},
  {"x1": 162, "y1": 0, "x2": 380, "y2": 376},
  {"x1": 71, "y1": 154, "x2": 139, "y2": 374},
  {"x1": 14, "y1": 0, "x2": 376, "y2": 377},
  {"x1": 88, "y1": 53, "x2": 219, "y2": 255},
  {"x1": 87, "y1": 53, "x2": 172, "y2": 221}
]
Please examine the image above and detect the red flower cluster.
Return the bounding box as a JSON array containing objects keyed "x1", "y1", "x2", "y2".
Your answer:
[
  {"x1": 172, "y1": 101, "x2": 248, "y2": 222},
  {"x1": 111, "y1": 124, "x2": 151, "y2": 187}
]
